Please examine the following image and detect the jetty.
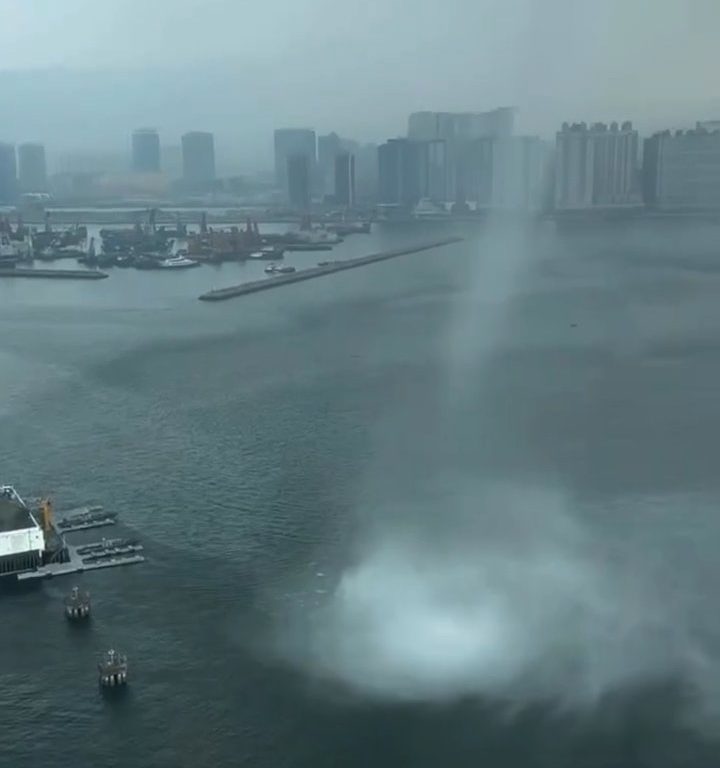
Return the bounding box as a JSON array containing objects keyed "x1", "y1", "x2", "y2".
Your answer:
[
  {"x1": 0, "y1": 268, "x2": 108, "y2": 280},
  {"x1": 198, "y1": 237, "x2": 463, "y2": 302},
  {"x1": 5, "y1": 496, "x2": 145, "y2": 582}
]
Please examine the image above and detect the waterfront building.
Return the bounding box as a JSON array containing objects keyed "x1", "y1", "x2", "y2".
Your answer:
[
  {"x1": 318, "y1": 133, "x2": 342, "y2": 198},
  {"x1": 460, "y1": 136, "x2": 548, "y2": 210},
  {"x1": 287, "y1": 153, "x2": 310, "y2": 209},
  {"x1": 334, "y1": 153, "x2": 355, "y2": 207},
  {"x1": 18, "y1": 143, "x2": 47, "y2": 192},
  {"x1": 181, "y1": 131, "x2": 215, "y2": 186},
  {"x1": 554, "y1": 121, "x2": 639, "y2": 210},
  {"x1": 644, "y1": 126, "x2": 720, "y2": 210},
  {"x1": 0, "y1": 143, "x2": 17, "y2": 203},
  {"x1": 131, "y1": 128, "x2": 161, "y2": 173},
  {"x1": 408, "y1": 108, "x2": 515, "y2": 201},
  {"x1": 274, "y1": 129, "x2": 316, "y2": 198},
  {"x1": 378, "y1": 138, "x2": 424, "y2": 208}
]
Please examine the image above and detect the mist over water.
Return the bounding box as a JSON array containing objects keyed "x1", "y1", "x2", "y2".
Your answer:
[{"x1": 279, "y1": 222, "x2": 720, "y2": 729}]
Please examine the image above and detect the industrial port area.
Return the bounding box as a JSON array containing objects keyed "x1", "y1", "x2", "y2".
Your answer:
[
  {"x1": 0, "y1": 208, "x2": 462, "y2": 300},
  {"x1": 0, "y1": 485, "x2": 142, "y2": 687},
  {"x1": 0, "y1": 209, "x2": 371, "y2": 269}
]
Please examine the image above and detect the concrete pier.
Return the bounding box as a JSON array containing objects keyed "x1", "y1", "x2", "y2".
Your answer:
[
  {"x1": 0, "y1": 268, "x2": 108, "y2": 280},
  {"x1": 198, "y1": 237, "x2": 463, "y2": 302}
]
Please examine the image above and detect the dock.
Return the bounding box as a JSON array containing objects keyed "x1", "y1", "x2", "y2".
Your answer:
[
  {"x1": 14, "y1": 501, "x2": 144, "y2": 581},
  {"x1": 0, "y1": 268, "x2": 108, "y2": 280},
  {"x1": 56, "y1": 506, "x2": 118, "y2": 532},
  {"x1": 17, "y1": 538, "x2": 145, "y2": 581},
  {"x1": 198, "y1": 237, "x2": 463, "y2": 302}
]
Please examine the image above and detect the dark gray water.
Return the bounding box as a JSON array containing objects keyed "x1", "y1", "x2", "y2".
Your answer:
[{"x1": 3, "y1": 220, "x2": 720, "y2": 767}]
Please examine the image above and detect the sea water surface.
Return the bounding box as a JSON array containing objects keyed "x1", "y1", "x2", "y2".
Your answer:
[{"x1": 2, "y1": 220, "x2": 720, "y2": 767}]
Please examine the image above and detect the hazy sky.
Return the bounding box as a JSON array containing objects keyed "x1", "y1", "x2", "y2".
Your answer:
[{"x1": 1, "y1": 0, "x2": 719, "y2": 171}]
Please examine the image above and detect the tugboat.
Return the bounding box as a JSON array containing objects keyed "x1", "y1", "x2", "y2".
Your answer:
[
  {"x1": 64, "y1": 585, "x2": 91, "y2": 620},
  {"x1": 98, "y1": 649, "x2": 128, "y2": 687}
]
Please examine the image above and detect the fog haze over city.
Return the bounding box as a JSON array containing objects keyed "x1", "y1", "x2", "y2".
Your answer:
[{"x1": 1, "y1": 0, "x2": 719, "y2": 171}]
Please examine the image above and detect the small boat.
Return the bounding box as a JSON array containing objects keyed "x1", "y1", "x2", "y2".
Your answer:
[
  {"x1": 158, "y1": 255, "x2": 200, "y2": 269},
  {"x1": 248, "y1": 248, "x2": 284, "y2": 261},
  {"x1": 265, "y1": 263, "x2": 296, "y2": 275}
]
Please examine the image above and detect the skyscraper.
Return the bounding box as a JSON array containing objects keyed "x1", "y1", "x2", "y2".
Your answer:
[
  {"x1": 354, "y1": 143, "x2": 379, "y2": 204},
  {"x1": 644, "y1": 127, "x2": 720, "y2": 210},
  {"x1": 489, "y1": 137, "x2": 548, "y2": 210},
  {"x1": 274, "y1": 129, "x2": 316, "y2": 195},
  {"x1": 334, "y1": 153, "x2": 355, "y2": 207},
  {"x1": 287, "y1": 154, "x2": 310, "y2": 210},
  {"x1": 378, "y1": 139, "x2": 423, "y2": 207},
  {"x1": 181, "y1": 132, "x2": 215, "y2": 187},
  {"x1": 407, "y1": 108, "x2": 515, "y2": 201},
  {"x1": 407, "y1": 108, "x2": 516, "y2": 142},
  {"x1": 318, "y1": 133, "x2": 342, "y2": 197},
  {"x1": 0, "y1": 143, "x2": 17, "y2": 203},
  {"x1": 554, "y1": 121, "x2": 639, "y2": 210},
  {"x1": 18, "y1": 143, "x2": 47, "y2": 192},
  {"x1": 132, "y1": 128, "x2": 161, "y2": 173},
  {"x1": 424, "y1": 139, "x2": 449, "y2": 202}
]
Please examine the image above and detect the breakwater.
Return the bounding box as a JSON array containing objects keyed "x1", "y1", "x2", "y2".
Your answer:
[
  {"x1": 198, "y1": 237, "x2": 463, "y2": 302},
  {"x1": 0, "y1": 268, "x2": 108, "y2": 280}
]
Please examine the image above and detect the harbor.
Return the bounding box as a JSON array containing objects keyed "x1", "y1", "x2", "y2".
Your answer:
[
  {"x1": 198, "y1": 237, "x2": 463, "y2": 301},
  {"x1": 0, "y1": 211, "x2": 374, "y2": 271}
]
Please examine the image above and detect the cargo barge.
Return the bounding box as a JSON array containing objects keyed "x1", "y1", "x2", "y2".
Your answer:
[{"x1": 0, "y1": 485, "x2": 144, "y2": 581}]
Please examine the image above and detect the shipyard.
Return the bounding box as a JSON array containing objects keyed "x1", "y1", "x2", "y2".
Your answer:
[{"x1": 0, "y1": 210, "x2": 379, "y2": 277}]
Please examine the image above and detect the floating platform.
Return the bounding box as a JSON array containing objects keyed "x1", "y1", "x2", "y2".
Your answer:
[
  {"x1": 64, "y1": 585, "x2": 91, "y2": 620},
  {"x1": 1, "y1": 493, "x2": 145, "y2": 581},
  {"x1": 17, "y1": 538, "x2": 145, "y2": 581},
  {"x1": 198, "y1": 237, "x2": 463, "y2": 302},
  {"x1": 56, "y1": 507, "x2": 118, "y2": 532},
  {"x1": 0, "y1": 268, "x2": 108, "y2": 280},
  {"x1": 98, "y1": 649, "x2": 128, "y2": 687}
]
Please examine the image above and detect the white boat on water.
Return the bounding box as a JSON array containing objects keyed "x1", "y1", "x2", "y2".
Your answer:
[
  {"x1": 265, "y1": 263, "x2": 296, "y2": 275},
  {"x1": 158, "y1": 255, "x2": 200, "y2": 269}
]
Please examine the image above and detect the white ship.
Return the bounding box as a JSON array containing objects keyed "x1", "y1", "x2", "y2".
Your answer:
[{"x1": 157, "y1": 255, "x2": 200, "y2": 269}]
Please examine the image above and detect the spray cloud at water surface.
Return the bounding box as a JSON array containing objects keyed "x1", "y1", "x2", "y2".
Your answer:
[
  {"x1": 301, "y1": 482, "x2": 698, "y2": 705},
  {"x1": 281, "y1": 222, "x2": 717, "y2": 717}
]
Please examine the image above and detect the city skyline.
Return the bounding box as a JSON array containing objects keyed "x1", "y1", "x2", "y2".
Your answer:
[
  {"x1": 4, "y1": 108, "x2": 720, "y2": 182},
  {"x1": 1, "y1": 1, "x2": 719, "y2": 171},
  {"x1": 4, "y1": 110, "x2": 720, "y2": 213}
]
